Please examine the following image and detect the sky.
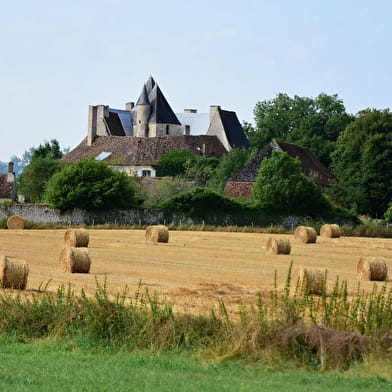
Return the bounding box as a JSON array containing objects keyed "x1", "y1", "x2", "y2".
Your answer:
[{"x1": 1, "y1": 0, "x2": 391, "y2": 162}]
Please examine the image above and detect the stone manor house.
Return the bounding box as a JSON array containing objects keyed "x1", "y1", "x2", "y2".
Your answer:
[{"x1": 62, "y1": 76, "x2": 249, "y2": 176}]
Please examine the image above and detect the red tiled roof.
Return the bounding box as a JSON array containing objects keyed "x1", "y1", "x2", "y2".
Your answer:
[{"x1": 61, "y1": 135, "x2": 227, "y2": 165}]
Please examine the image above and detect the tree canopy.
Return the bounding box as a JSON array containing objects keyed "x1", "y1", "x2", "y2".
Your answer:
[
  {"x1": 32, "y1": 139, "x2": 64, "y2": 160},
  {"x1": 155, "y1": 150, "x2": 197, "y2": 177},
  {"x1": 331, "y1": 109, "x2": 392, "y2": 217},
  {"x1": 253, "y1": 151, "x2": 331, "y2": 216},
  {"x1": 208, "y1": 148, "x2": 252, "y2": 192},
  {"x1": 247, "y1": 93, "x2": 353, "y2": 166},
  {"x1": 18, "y1": 158, "x2": 64, "y2": 203},
  {"x1": 44, "y1": 158, "x2": 138, "y2": 211}
]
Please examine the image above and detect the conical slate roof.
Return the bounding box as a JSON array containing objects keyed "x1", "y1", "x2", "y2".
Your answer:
[
  {"x1": 136, "y1": 85, "x2": 150, "y2": 106},
  {"x1": 145, "y1": 76, "x2": 156, "y2": 95},
  {"x1": 148, "y1": 84, "x2": 181, "y2": 125}
]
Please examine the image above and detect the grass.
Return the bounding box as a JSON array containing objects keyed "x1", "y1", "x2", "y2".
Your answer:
[
  {"x1": 0, "y1": 335, "x2": 390, "y2": 392},
  {"x1": 0, "y1": 266, "x2": 391, "y2": 371}
]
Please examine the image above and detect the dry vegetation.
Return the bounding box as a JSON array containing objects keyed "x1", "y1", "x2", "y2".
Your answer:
[{"x1": 0, "y1": 229, "x2": 391, "y2": 317}]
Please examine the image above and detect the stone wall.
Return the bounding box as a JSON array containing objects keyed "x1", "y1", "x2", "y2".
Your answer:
[{"x1": 0, "y1": 204, "x2": 284, "y2": 227}]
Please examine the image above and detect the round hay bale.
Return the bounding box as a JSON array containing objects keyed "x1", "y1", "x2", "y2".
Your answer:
[
  {"x1": 59, "y1": 247, "x2": 91, "y2": 273},
  {"x1": 320, "y1": 224, "x2": 340, "y2": 238},
  {"x1": 6, "y1": 215, "x2": 25, "y2": 230},
  {"x1": 293, "y1": 267, "x2": 324, "y2": 295},
  {"x1": 145, "y1": 225, "x2": 169, "y2": 243},
  {"x1": 266, "y1": 237, "x2": 291, "y2": 255},
  {"x1": 64, "y1": 228, "x2": 89, "y2": 247},
  {"x1": 294, "y1": 226, "x2": 317, "y2": 243},
  {"x1": 0, "y1": 255, "x2": 29, "y2": 290},
  {"x1": 357, "y1": 257, "x2": 388, "y2": 281}
]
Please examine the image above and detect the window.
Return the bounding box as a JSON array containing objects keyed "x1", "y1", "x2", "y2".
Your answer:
[
  {"x1": 142, "y1": 170, "x2": 151, "y2": 177},
  {"x1": 166, "y1": 125, "x2": 169, "y2": 135},
  {"x1": 184, "y1": 125, "x2": 190, "y2": 135}
]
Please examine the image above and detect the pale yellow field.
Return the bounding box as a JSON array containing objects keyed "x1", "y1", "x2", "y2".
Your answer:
[{"x1": 0, "y1": 229, "x2": 391, "y2": 315}]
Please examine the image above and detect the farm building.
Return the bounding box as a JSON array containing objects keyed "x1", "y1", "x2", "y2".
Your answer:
[
  {"x1": 61, "y1": 76, "x2": 249, "y2": 177},
  {"x1": 0, "y1": 162, "x2": 16, "y2": 201},
  {"x1": 225, "y1": 140, "x2": 333, "y2": 198}
]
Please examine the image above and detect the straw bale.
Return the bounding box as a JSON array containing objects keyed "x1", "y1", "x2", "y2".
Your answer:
[
  {"x1": 60, "y1": 246, "x2": 91, "y2": 273},
  {"x1": 0, "y1": 255, "x2": 29, "y2": 290},
  {"x1": 357, "y1": 257, "x2": 388, "y2": 281},
  {"x1": 294, "y1": 226, "x2": 317, "y2": 243},
  {"x1": 145, "y1": 225, "x2": 169, "y2": 243},
  {"x1": 6, "y1": 215, "x2": 25, "y2": 230},
  {"x1": 320, "y1": 224, "x2": 341, "y2": 238},
  {"x1": 293, "y1": 267, "x2": 324, "y2": 295},
  {"x1": 64, "y1": 228, "x2": 89, "y2": 247},
  {"x1": 266, "y1": 237, "x2": 291, "y2": 255}
]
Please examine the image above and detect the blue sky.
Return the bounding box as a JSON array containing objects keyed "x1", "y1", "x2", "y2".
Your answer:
[{"x1": 1, "y1": 0, "x2": 391, "y2": 162}]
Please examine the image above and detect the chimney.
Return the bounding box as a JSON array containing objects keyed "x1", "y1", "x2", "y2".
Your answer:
[
  {"x1": 7, "y1": 161, "x2": 15, "y2": 183},
  {"x1": 184, "y1": 109, "x2": 197, "y2": 113},
  {"x1": 126, "y1": 102, "x2": 135, "y2": 111},
  {"x1": 209, "y1": 105, "x2": 220, "y2": 123},
  {"x1": 87, "y1": 105, "x2": 97, "y2": 146}
]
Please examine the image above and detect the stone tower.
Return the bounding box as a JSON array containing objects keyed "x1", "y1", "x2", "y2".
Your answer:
[{"x1": 135, "y1": 85, "x2": 151, "y2": 137}]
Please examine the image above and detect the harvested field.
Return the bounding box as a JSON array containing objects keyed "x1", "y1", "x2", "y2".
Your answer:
[{"x1": 0, "y1": 230, "x2": 391, "y2": 316}]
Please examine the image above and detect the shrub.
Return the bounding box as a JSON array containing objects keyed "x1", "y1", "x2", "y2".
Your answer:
[
  {"x1": 44, "y1": 158, "x2": 138, "y2": 211},
  {"x1": 253, "y1": 151, "x2": 332, "y2": 216}
]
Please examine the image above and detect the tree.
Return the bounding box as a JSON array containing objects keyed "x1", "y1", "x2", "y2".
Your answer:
[
  {"x1": 250, "y1": 93, "x2": 353, "y2": 166},
  {"x1": 384, "y1": 203, "x2": 392, "y2": 223},
  {"x1": 155, "y1": 150, "x2": 197, "y2": 177},
  {"x1": 32, "y1": 139, "x2": 64, "y2": 160},
  {"x1": 253, "y1": 151, "x2": 331, "y2": 216},
  {"x1": 183, "y1": 157, "x2": 219, "y2": 186},
  {"x1": 208, "y1": 148, "x2": 252, "y2": 192},
  {"x1": 44, "y1": 158, "x2": 138, "y2": 211},
  {"x1": 18, "y1": 158, "x2": 64, "y2": 202},
  {"x1": 331, "y1": 109, "x2": 392, "y2": 217}
]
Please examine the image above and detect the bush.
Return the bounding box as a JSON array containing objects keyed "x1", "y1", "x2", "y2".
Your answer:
[
  {"x1": 158, "y1": 188, "x2": 247, "y2": 218},
  {"x1": 253, "y1": 151, "x2": 332, "y2": 216},
  {"x1": 44, "y1": 158, "x2": 138, "y2": 211}
]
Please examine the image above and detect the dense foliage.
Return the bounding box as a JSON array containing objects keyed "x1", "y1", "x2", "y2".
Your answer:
[
  {"x1": 253, "y1": 151, "x2": 331, "y2": 216},
  {"x1": 44, "y1": 158, "x2": 138, "y2": 211},
  {"x1": 155, "y1": 150, "x2": 197, "y2": 177},
  {"x1": 158, "y1": 187, "x2": 248, "y2": 218},
  {"x1": 18, "y1": 158, "x2": 64, "y2": 203},
  {"x1": 331, "y1": 109, "x2": 392, "y2": 217},
  {"x1": 208, "y1": 148, "x2": 252, "y2": 192},
  {"x1": 248, "y1": 93, "x2": 353, "y2": 166}
]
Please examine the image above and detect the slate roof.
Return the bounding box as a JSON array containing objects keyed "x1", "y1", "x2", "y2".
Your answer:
[
  {"x1": 228, "y1": 140, "x2": 333, "y2": 186},
  {"x1": 0, "y1": 174, "x2": 15, "y2": 199},
  {"x1": 219, "y1": 108, "x2": 250, "y2": 148},
  {"x1": 136, "y1": 85, "x2": 150, "y2": 106},
  {"x1": 148, "y1": 85, "x2": 181, "y2": 125},
  {"x1": 61, "y1": 135, "x2": 227, "y2": 166},
  {"x1": 145, "y1": 76, "x2": 156, "y2": 95},
  {"x1": 105, "y1": 111, "x2": 126, "y2": 136}
]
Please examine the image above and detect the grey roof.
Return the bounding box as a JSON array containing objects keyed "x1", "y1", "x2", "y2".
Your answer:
[
  {"x1": 108, "y1": 109, "x2": 133, "y2": 136},
  {"x1": 136, "y1": 85, "x2": 150, "y2": 106},
  {"x1": 219, "y1": 108, "x2": 249, "y2": 148},
  {"x1": 148, "y1": 85, "x2": 181, "y2": 125},
  {"x1": 105, "y1": 111, "x2": 126, "y2": 136},
  {"x1": 175, "y1": 112, "x2": 210, "y2": 135},
  {"x1": 145, "y1": 76, "x2": 156, "y2": 95},
  {"x1": 228, "y1": 140, "x2": 333, "y2": 186}
]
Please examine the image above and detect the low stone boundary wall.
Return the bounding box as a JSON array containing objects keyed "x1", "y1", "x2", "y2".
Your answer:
[{"x1": 0, "y1": 203, "x2": 303, "y2": 228}]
